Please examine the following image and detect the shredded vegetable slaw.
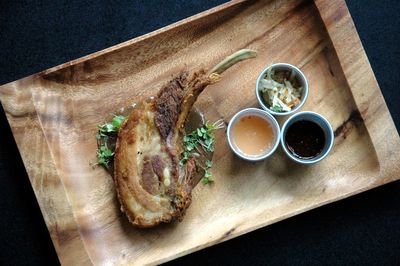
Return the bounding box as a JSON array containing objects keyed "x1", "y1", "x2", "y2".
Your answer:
[{"x1": 259, "y1": 68, "x2": 302, "y2": 112}]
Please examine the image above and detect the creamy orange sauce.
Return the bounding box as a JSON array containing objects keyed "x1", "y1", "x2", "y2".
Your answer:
[{"x1": 232, "y1": 115, "x2": 274, "y2": 156}]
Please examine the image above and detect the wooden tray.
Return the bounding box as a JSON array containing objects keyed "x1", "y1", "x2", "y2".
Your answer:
[{"x1": 1, "y1": 0, "x2": 399, "y2": 265}]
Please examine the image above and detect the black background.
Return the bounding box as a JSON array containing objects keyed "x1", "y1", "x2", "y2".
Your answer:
[{"x1": 0, "y1": 0, "x2": 399, "y2": 265}]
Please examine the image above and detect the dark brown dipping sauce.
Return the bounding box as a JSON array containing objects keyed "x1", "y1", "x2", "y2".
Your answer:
[{"x1": 285, "y1": 120, "x2": 325, "y2": 159}]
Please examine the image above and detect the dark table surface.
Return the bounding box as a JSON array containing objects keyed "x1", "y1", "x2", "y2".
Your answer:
[{"x1": 0, "y1": 0, "x2": 399, "y2": 265}]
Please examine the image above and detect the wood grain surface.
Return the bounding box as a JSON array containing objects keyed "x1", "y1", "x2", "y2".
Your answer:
[{"x1": 1, "y1": 0, "x2": 399, "y2": 265}]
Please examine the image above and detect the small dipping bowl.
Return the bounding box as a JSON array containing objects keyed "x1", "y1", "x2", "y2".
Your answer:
[
  {"x1": 256, "y1": 63, "x2": 309, "y2": 116},
  {"x1": 227, "y1": 108, "x2": 280, "y2": 161},
  {"x1": 280, "y1": 111, "x2": 334, "y2": 164}
]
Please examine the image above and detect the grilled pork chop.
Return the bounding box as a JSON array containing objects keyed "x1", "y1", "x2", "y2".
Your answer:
[{"x1": 114, "y1": 50, "x2": 256, "y2": 228}]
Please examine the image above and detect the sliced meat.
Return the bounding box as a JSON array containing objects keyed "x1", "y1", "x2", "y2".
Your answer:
[
  {"x1": 140, "y1": 156, "x2": 159, "y2": 195},
  {"x1": 151, "y1": 155, "x2": 165, "y2": 180}
]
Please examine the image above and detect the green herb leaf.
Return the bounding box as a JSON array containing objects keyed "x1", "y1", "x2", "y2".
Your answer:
[
  {"x1": 112, "y1": 115, "x2": 125, "y2": 129},
  {"x1": 179, "y1": 120, "x2": 224, "y2": 184},
  {"x1": 95, "y1": 115, "x2": 126, "y2": 168},
  {"x1": 100, "y1": 146, "x2": 114, "y2": 157},
  {"x1": 186, "y1": 143, "x2": 194, "y2": 151},
  {"x1": 97, "y1": 157, "x2": 107, "y2": 167},
  {"x1": 106, "y1": 123, "x2": 114, "y2": 132},
  {"x1": 202, "y1": 177, "x2": 210, "y2": 184},
  {"x1": 204, "y1": 169, "x2": 212, "y2": 178},
  {"x1": 271, "y1": 105, "x2": 282, "y2": 112},
  {"x1": 202, "y1": 173, "x2": 214, "y2": 184},
  {"x1": 206, "y1": 145, "x2": 214, "y2": 153},
  {"x1": 197, "y1": 128, "x2": 203, "y2": 137}
]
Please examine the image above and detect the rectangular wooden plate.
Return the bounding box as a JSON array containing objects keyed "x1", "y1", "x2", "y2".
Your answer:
[{"x1": 1, "y1": 0, "x2": 400, "y2": 265}]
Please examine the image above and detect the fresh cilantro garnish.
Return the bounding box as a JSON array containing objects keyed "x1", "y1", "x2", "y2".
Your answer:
[
  {"x1": 180, "y1": 120, "x2": 224, "y2": 184},
  {"x1": 96, "y1": 114, "x2": 126, "y2": 168}
]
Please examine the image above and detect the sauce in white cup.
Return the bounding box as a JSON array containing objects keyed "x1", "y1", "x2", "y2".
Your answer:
[{"x1": 227, "y1": 108, "x2": 280, "y2": 161}]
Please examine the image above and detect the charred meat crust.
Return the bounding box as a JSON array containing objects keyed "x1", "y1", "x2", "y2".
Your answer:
[{"x1": 155, "y1": 72, "x2": 188, "y2": 140}]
